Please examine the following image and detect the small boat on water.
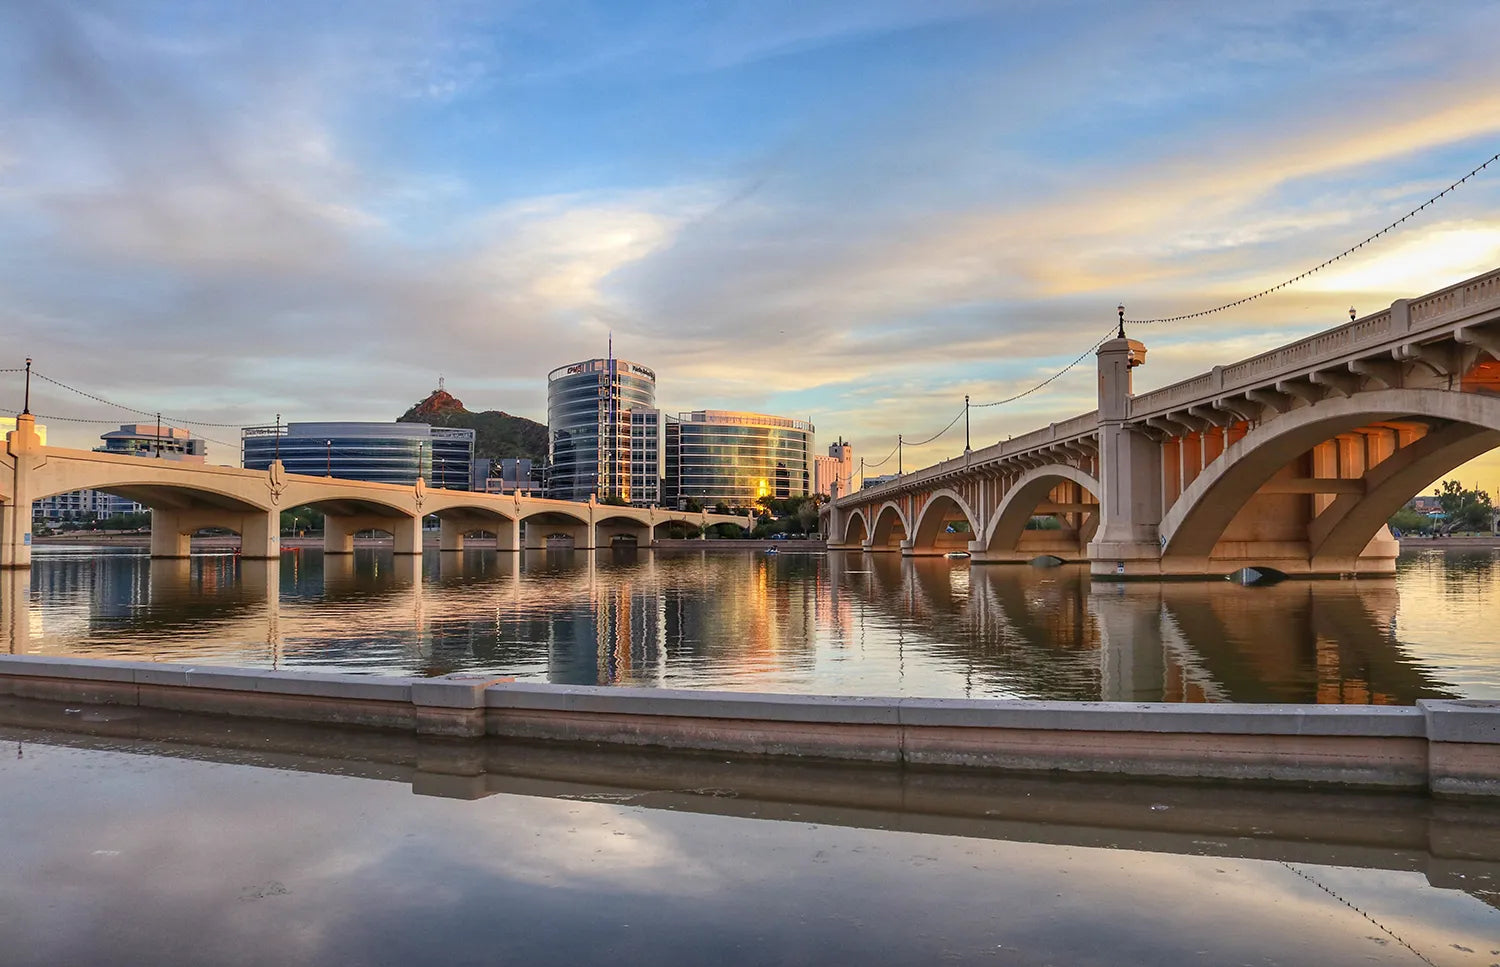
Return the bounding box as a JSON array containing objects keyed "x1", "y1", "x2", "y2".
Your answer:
[
  {"x1": 764, "y1": 547, "x2": 779, "y2": 555},
  {"x1": 944, "y1": 551, "x2": 971, "y2": 560}
]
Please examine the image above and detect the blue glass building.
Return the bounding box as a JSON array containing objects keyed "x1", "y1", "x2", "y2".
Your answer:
[{"x1": 242, "y1": 422, "x2": 474, "y2": 490}]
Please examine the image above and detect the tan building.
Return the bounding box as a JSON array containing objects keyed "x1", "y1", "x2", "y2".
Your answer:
[{"x1": 814, "y1": 439, "x2": 853, "y2": 498}]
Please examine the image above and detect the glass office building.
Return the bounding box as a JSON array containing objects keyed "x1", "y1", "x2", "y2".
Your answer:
[
  {"x1": 241, "y1": 422, "x2": 474, "y2": 489},
  {"x1": 669, "y1": 410, "x2": 814, "y2": 509},
  {"x1": 547, "y1": 357, "x2": 658, "y2": 503},
  {"x1": 628, "y1": 408, "x2": 661, "y2": 506}
]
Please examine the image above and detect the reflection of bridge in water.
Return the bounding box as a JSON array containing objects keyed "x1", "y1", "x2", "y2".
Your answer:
[
  {"x1": 2, "y1": 550, "x2": 1457, "y2": 704},
  {"x1": 825, "y1": 555, "x2": 1452, "y2": 704}
]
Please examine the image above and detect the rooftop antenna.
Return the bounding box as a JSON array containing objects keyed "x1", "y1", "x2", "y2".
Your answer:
[{"x1": 438, "y1": 375, "x2": 445, "y2": 393}]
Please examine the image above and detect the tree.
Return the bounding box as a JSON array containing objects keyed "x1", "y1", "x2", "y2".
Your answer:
[
  {"x1": 600, "y1": 494, "x2": 629, "y2": 507},
  {"x1": 714, "y1": 501, "x2": 730, "y2": 515},
  {"x1": 683, "y1": 497, "x2": 703, "y2": 512},
  {"x1": 795, "y1": 500, "x2": 819, "y2": 535},
  {"x1": 280, "y1": 505, "x2": 325, "y2": 535},
  {"x1": 1433, "y1": 480, "x2": 1493, "y2": 534},
  {"x1": 1387, "y1": 507, "x2": 1433, "y2": 535}
]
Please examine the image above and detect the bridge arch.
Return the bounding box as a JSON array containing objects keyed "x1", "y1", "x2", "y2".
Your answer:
[
  {"x1": 32, "y1": 477, "x2": 272, "y2": 515},
  {"x1": 869, "y1": 502, "x2": 909, "y2": 549},
  {"x1": 909, "y1": 488, "x2": 980, "y2": 554},
  {"x1": 981, "y1": 465, "x2": 1101, "y2": 558},
  {"x1": 1160, "y1": 388, "x2": 1500, "y2": 569},
  {"x1": 429, "y1": 503, "x2": 519, "y2": 551},
  {"x1": 595, "y1": 513, "x2": 653, "y2": 546},
  {"x1": 521, "y1": 508, "x2": 593, "y2": 550},
  {"x1": 837, "y1": 509, "x2": 869, "y2": 546}
]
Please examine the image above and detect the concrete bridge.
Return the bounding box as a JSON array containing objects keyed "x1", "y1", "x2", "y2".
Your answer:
[
  {"x1": 0, "y1": 427, "x2": 745, "y2": 569},
  {"x1": 825, "y1": 267, "x2": 1500, "y2": 577}
]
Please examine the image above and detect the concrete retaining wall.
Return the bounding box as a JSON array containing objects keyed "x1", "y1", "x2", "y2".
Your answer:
[{"x1": 1, "y1": 655, "x2": 1496, "y2": 796}]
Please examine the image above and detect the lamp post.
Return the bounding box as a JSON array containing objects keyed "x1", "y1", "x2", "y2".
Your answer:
[
  {"x1": 1116, "y1": 304, "x2": 1126, "y2": 339},
  {"x1": 324, "y1": 440, "x2": 332, "y2": 477},
  {"x1": 1349, "y1": 306, "x2": 1357, "y2": 322},
  {"x1": 898, "y1": 434, "x2": 903, "y2": 476},
  {"x1": 418, "y1": 443, "x2": 425, "y2": 484},
  {"x1": 22, "y1": 357, "x2": 31, "y2": 415},
  {"x1": 155, "y1": 412, "x2": 163, "y2": 458},
  {"x1": 273, "y1": 413, "x2": 281, "y2": 464},
  {"x1": 964, "y1": 394, "x2": 970, "y2": 452}
]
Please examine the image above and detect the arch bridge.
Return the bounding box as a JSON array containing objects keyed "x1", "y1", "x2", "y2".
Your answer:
[
  {"x1": 0, "y1": 435, "x2": 745, "y2": 569},
  {"x1": 825, "y1": 267, "x2": 1500, "y2": 578}
]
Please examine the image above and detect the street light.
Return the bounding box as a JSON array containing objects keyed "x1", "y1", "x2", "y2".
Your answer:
[{"x1": 325, "y1": 440, "x2": 332, "y2": 477}]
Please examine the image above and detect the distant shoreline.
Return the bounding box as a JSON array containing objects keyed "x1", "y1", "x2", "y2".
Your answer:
[
  {"x1": 37, "y1": 531, "x2": 1490, "y2": 553},
  {"x1": 31, "y1": 533, "x2": 823, "y2": 551},
  {"x1": 1397, "y1": 535, "x2": 1500, "y2": 550}
]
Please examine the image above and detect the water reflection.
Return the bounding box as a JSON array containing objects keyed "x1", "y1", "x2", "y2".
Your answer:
[{"x1": 2, "y1": 546, "x2": 1495, "y2": 703}]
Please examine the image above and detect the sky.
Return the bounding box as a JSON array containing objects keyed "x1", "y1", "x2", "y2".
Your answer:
[{"x1": 4, "y1": 0, "x2": 1500, "y2": 489}]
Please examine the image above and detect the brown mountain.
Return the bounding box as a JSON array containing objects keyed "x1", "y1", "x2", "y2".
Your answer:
[{"x1": 398, "y1": 388, "x2": 548, "y2": 464}]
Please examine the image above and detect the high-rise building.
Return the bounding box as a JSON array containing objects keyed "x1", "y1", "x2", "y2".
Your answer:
[
  {"x1": 241, "y1": 422, "x2": 474, "y2": 489},
  {"x1": 813, "y1": 438, "x2": 853, "y2": 498},
  {"x1": 629, "y1": 408, "x2": 661, "y2": 506},
  {"x1": 667, "y1": 410, "x2": 814, "y2": 509},
  {"x1": 546, "y1": 356, "x2": 658, "y2": 503}
]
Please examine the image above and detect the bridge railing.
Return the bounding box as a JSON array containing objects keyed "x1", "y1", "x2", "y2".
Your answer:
[
  {"x1": 836, "y1": 411, "x2": 1100, "y2": 506},
  {"x1": 837, "y1": 267, "x2": 1500, "y2": 509},
  {"x1": 1130, "y1": 266, "x2": 1500, "y2": 420}
]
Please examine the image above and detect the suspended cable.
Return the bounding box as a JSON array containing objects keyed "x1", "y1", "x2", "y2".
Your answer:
[
  {"x1": 1126, "y1": 148, "x2": 1500, "y2": 325},
  {"x1": 26, "y1": 412, "x2": 238, "y2": 449},
  {"x1": 903, "y1": 406, "x2": 966, "y2": 447},
  {"x1": 28, "y1": 371, "x2": 250, "y2": 428},
  {"x1": 863, "y1": 441, "x2": 900, "y2": 469}
]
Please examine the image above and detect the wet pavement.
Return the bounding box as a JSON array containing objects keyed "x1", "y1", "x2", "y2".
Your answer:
[{"x1": 1, "y1": 698, "x2": 1497, "y2": 965}]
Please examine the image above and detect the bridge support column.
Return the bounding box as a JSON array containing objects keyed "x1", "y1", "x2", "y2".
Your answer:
[
  {"x1": 2, "y1": 414, "x2": 43, "y2": 570},
  {"x1": 439, "y1": 518, "x2": 466, "y2": 552},
  {"x1": 1089, "y1": 335, "x2": 1164, "y2": 578},
  {"x1": 149, "y1": 510, "x2": 191, "y2": 558},
  {"x1": 323, "y1": 514, "x2": 422, "y2": 555},
  {"x1": 148, "y1": 507, "x2": 280, "y2": 559},
  {"x1": 392, "y1": 516, "x2": 422, "y2": 555},
  {"x1": 523, "y1": 519, "x2": 592, "y2": 550}
]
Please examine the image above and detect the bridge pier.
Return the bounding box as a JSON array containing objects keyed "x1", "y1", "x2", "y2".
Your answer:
[
  {"x1": 2, "y1": 414, "x2": 43, "y2": 570},
  {"x1": 324, "y1": 513, "x2": 422, "y2": 555},
  {"x1": 1088, "y1": 335, "x2": 1165, "y2": 578},
  {"x1": 438, "y1": 515, "x2": 518, "y2": 552},
  {"x1": 523, "y1": 519, "x2": 593, "y2": 550},
  {"x1": 148, "y1": 507, "x2": 280, "y2": 559},
  {"x1": 595, "y1": 518, "x2": 651, "y2": 548}
]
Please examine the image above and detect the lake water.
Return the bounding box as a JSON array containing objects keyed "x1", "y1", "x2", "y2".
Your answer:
[{"x1": 4, "y1": 545, "x2": 1500, "y2": 703}]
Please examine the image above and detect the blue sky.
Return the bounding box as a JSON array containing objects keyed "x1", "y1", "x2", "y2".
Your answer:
[{"x1": 5, "y1": 0, "x2": 1500, "y2": 484}]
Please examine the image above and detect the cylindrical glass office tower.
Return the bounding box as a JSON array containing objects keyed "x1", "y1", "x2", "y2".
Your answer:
[{"x1": 546, "y1": 357, "x2": 657, "y2": 502}]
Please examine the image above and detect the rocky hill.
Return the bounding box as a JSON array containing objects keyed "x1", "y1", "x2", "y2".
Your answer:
[{"x1": 398, "y1": 388, "x2": 548, "y2": 464}]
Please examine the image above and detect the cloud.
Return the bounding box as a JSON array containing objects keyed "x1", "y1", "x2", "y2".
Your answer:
[{"x1": 4, "y1": 0, "x2": 1500, "y2": 486}]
